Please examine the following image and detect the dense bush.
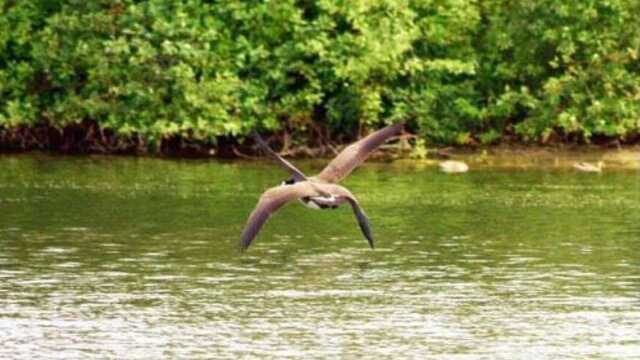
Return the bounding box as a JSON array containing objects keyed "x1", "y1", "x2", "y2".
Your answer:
[
  {"x1": 1, "y1": 0, "x2": 639, "y2": 149},
  {"x1": 478, "y1": 0, "x2": 640, "y2": 143}
]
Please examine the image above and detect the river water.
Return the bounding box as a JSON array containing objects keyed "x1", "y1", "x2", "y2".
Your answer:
[{"x1": 1, "y1": 153, "x2": 639, "y2": 359}]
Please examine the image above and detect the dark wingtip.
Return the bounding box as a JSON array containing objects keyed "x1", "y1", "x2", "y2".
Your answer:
[
  {"x1": 390, "y1": 122, "x2": 404, "y2": 136},
  {"x1": 365, "y1": 230, "x2": 374, "y2": 249},
  {"x1": 385, "y1": 121, "x2": 402, "y2": 129},
  {"x1": 346, "y1": 198, "x2": 375, "y2": 250},
  {"x1": 239, "y1": 231, "x2": 253, "y2": 252},
  {"x1": 360, "y1": 217, "x2": 374, "y2": 249}
]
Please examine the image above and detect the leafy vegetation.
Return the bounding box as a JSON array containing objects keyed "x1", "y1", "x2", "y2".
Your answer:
[{"x1": 1, "y1": 0, "x2": 639, "y2": 152}]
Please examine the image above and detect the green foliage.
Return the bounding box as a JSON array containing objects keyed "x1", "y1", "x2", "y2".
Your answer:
[
  {"x1": 1, "y1": 0, "x2": 639, "y2": 147},
  {"x1": 478, "y1": 0, "x2": 640, "y2": 142}
]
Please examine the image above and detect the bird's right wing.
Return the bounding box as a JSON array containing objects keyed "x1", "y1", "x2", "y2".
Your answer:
[
  {"x1": 240, "y1": 182, "x2": 317, "y2": 250},
  {"x1": 253, "y1": 131, "x2": 307, "y2": 182},
  {"x1": 316, "y1": 123, "x2": 403, "y2": 183},
  {"x1": 345, "y1": 198, "x2": 374, "y2": 249},
  {"x1": 332, "y1": 186, "x2": 374, "y2": 249}
]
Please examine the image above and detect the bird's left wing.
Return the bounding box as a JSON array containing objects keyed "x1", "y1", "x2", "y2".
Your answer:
[
  {"x1": 240, "y1": 182, "x2": 317, "y2": 250},
  {"x1": 253, "y1": 131, "x2": 307, "y2": 182}
]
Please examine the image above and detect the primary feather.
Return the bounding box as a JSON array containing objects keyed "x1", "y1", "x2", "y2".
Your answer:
[{"x1": 316, "y1": 123, "x2": 403, "y2": 183}]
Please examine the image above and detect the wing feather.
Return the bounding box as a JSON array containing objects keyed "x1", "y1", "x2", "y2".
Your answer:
[
  {"x1": 316, "y1": 123, "x2": 403, "y2": 183},
  {"x1": 331, "y1": 186, "x2": 374, "y2": 248},
  {"x1": 240, "y1": 182, "x2": 316, "y2": 250},
  {"x1": 253, "y1": 131, "x2": 307, "y2": 182},
  {"x1": 345, "y1": 197, "x2": 374, "y2": 249}
]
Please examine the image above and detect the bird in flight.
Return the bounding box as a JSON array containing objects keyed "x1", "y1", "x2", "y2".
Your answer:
[{"x1": 240, "y1": 123, "x2": 404, "y2": 251}]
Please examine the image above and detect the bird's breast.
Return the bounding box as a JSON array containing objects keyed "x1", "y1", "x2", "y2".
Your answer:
[{"x1": 300, "y1": 195, "x2": 340, "y2": 210}]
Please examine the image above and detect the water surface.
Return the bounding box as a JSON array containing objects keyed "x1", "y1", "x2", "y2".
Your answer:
[{"x1": 1, "y1": 153, "x2": 639, "y2": 359}]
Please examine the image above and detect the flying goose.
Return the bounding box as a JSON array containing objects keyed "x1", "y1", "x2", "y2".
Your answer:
[
  {"x1": 573, "y1": 161, "x2": 604, "y2": 173},
  {"x1": 240, "y1": 123, "x2": 403, "y2": 251}
]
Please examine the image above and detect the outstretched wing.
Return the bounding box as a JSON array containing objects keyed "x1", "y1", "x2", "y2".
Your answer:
[
  {"x1": 345, "y1": 198, "x2": 374, "y2": 249},
  {"x1": 316, "y1": 123, "x2": 403, "y2": 183},
  {"x1": 332, "y1": 186, "x2": 374, "y2": 249},
  {"x1": 240, "y1": 182, "x2": 317, "y2": 250},
  {"x1": 253, "y1": 131, "x2": 307, "y2": 182}
]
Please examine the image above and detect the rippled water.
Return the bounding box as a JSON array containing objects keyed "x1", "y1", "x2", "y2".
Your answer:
[{"x1": 1, "y1": 153, "x2": 639, "y2": 359}]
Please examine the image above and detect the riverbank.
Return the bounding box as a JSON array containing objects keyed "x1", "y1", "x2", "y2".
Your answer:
[
  {"x1": 396, "y1": 146, "x2": 640, "y2": 171},
  {"x1": 2, "y1": 122, "x2": 640, "y2": 165},
  {"x1": 2, "y1": 142, "x2": 639, "y2": 172}
]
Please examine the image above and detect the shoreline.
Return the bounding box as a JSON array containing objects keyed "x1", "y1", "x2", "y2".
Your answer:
[
  {"x1": 2, "y1": 144, "x2": 639, "y2": 171},
  {"x1": 2, "y1": 124, "x2": 639, "y2": 160}
]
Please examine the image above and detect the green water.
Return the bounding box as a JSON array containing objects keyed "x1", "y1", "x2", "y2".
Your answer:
[{"x1": 1, "y1": 154, "x2": 639, "y2": 359}]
